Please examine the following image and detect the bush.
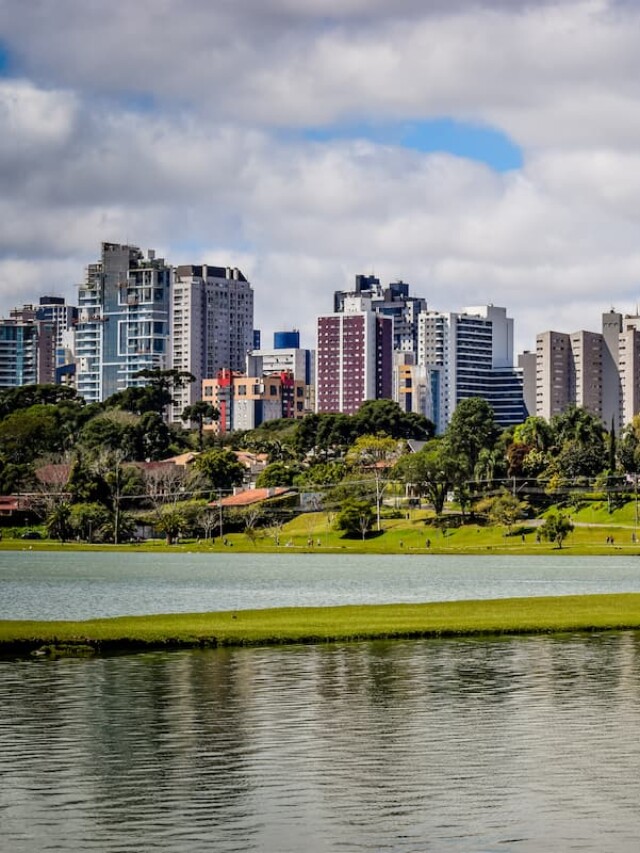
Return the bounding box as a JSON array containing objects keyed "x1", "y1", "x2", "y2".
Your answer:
[{"x1": 335, "y1": 499, "x2": 374, "y2": 540}]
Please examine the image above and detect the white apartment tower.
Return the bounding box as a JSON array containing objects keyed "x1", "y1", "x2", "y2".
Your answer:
[
  {"x1": 170, "y1": 265, "x2": 254, "y2": 421},
  {"x1": 418, "y1": 305, "x2": 524, "y2": 433}
]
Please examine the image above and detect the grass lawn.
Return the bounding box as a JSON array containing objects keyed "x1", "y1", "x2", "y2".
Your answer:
[
  {"x1": 3, "y1": 594, "x2": 640, "y2": 656},
  {"x1": 2, "y1": 508, "x2": 640, "y2": 555}
]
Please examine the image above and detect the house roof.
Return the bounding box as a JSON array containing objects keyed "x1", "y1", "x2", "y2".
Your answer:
[
  {"x1": 34, "y1": 463, "x2": 72, "y2": 485},
  {"x1": 162, "y1": 451, "x2": 199, "y2": 466},
  {"x1": 211, "y1": 487, "x2": 295, "y2": 508}
]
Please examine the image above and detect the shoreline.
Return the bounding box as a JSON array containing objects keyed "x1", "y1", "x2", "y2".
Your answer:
[
  {"x1": 3, "y1": 593, "x2": 640, "y2": 657},
  {"x1": 1, "y1": 539, "x2": 639, "y2": 557}
]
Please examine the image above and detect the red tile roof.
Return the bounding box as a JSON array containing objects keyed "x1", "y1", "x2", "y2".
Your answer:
[{"x1": 211, "y1": 487, "x2": 295, "y2": 508}]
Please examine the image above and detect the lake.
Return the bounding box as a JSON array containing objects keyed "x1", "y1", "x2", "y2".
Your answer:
[
  {"x1": 2, "y1": 633, "x2": 640, "y2": 852},
  {"x1": 3, "y1": 551, "x2": 640, "y2": 620},
  {"x1": 3, "y1": 552, "x2": 640, "y2": 851}
]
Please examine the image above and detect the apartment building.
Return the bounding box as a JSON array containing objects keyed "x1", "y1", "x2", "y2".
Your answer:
[
  {"x1": 0, "y1": 319, "x2": 39, "y2": 389},
  {"x1": 202, "y1": 369, "x2": 305, "y2": 432},
  {"x1": 246, "y1": 330, "x2": 315, "y2": 414},
  {"x1": 535, "y1": 332, "x2": 574, "y2": 420},
  {"x1": 170, "y1": 265, "x2": 254, "y2": 422},
  {"x1": 393, "y1": 352, "x2": 441, "y2": 425},
  {"x1": 334, "y1": 275, "x2": 427, "y2": 354},
  {"x1": 316, "y1": 296, "x2": 392, "y2": 415},
  {"x1": 418, "y1": 305, "x2": 525, "y2": 432},
  {"x1": 75, "y1": 243, "x2": 171, "y2": 403},
  {"x1": 534, "y1": 311, "x2": 640, "y2": 426}
]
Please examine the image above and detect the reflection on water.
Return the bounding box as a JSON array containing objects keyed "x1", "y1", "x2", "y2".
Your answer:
[{"x1": 2, "y1": 634, "x2": 640, "y2": 851}]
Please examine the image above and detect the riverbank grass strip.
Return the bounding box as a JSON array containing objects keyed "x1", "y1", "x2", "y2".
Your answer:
[{"x1": 3, "y1": 594, "x2": 640, "y2": 655}]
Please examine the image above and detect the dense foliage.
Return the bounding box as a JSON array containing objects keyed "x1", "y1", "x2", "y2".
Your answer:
[{"x1": 0, "y1": 380, "x2": 630, "y2": 543}]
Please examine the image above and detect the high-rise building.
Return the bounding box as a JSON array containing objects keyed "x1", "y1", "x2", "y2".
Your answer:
[
  {"x1": 535, "y1": 331, "x2": 573, "y2": 420},
  {"x1": 518, "y1": 351, "x2": 537, "y2": 418},
  {"x1": 10, "y1": 297, "x2": 77, "y2": 379},
  {"x1": 334, "y1": 275, "x2": 427, "y2": 355},
  {"x1": 601, "y1": 310, "x2": 623, "y2": 430},
  {"x1": 8, "y1": 305, "x2": 58, "y2": 385},
  {"x1": 35, "y1": 297, "x2": 78, "y2": 370},
  {"x1": 534, "y1": 312, "x2": 640, "y2": 427},
  {"x1": 75, "y1": 243, "x2": 171, "y2": 403},
  {"x1": 393, "y1": 352, "x2": 441, "y2": 425},
  {"x1": 170, "y1": 264, "x2": 254, "y2": 421},
  {"x1": 0, "y1": 320, "x2": 39, "y2": 389},
  {"x1": 316, "y1": 296, "x2": 392, "y2": 415},
  {"x1": 571, "y1": 331, "x2": 603, "y2": 419},
  {"x1": 418, "y1": 305, "x2": 524, "y2": 432}
]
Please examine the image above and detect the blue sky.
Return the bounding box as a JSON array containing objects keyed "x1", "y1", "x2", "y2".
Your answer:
[
  {"x1": 0, "y1": 0, "x2": 639, "y2": 351},
  {"x1": 304, "y1": 119, "x2": 523, "y2": 172}
]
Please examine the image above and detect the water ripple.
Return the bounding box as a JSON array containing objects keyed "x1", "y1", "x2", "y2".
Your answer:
[{"x1": 2, "y1": 635, "x2": 640, "y2": 851}]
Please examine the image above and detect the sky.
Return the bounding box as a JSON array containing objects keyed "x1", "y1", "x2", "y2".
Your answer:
[{"x1": 1, "y1": 0, "x2": 640, "y2": 353}]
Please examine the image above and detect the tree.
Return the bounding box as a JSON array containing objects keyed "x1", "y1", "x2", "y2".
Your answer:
[
  {"x1": 294, "y1": 412, "x2": 356, "y2": 457},
  {"x1": 238, "y1": 505, "x2": 265, "y2": 546},
  {"x1": 476, "y1": 490, "x2": 527, "y2": 532},
  {"x1": 0, "y1": 384, "x2": 84, "y2": 419},
  {"x1": 550, "y1": 405, "x2": 605, "y2": 450},
  {"x1": 79, "y1": 410, "x2": 139, "y2": 455},
  {"x1": 539, "y1": 511, "x2": 574, "y2": 549},
  {"x1": 294, "y1": 460, "x2": 346, "y2": 488},
  {"x1": 474, "y1": 447, "x2": 506, "y2": 486},
  {"x1": 142, "y1": 462, "x2": 190, "y2": 507},
  {"x1": 346, "y1": 434, "x2": 399, "y2": 531},
  {"x1": 69, "y1": 502, "x2": 110, "y2": 543},
  {"x1": 192, "y1": 448, "x2": 245, "y2": 493},
  {"x1": 443, "y1": 398, "x2": 499, "y2": 477},
  {"x1": 136, "y1": 412, "x2": 172, "y2": 460},
  {"x1": 181, "y1": 401, "x2": 219, "y2": 452},
  {"x1": 353, "y1": 399, "x2": 434, "y2": 441},
  {"x1": 90, "y1": 449, "x2": 143, "y2": 544},
  {"x1": 196, "y1": 506, "x2": 218, "y2": 541},
  {"x1": 154, "y1": 507, "x2": 187, "y2": 545},
  {"x1": 106, "y1": 368, "x2": 195, "y2": 416},
  {"x1": 335, "y1": 499, "x2": 374, "y2": 540},
  {"x1": 0, "y1": 405, "x2": 64, "y2": 463},
  {"x1": 513, "y1": 417, "x2": 552, "y2": 452},
  {"x1": 45, "y1": 501, "x2": 73, "y2": 543},
  {"x1": 256, "y1": 461, "x2": 300, "y2": 488},
  {"x1": 393, "y1": 440, "x2": 456, "y2": 516}
]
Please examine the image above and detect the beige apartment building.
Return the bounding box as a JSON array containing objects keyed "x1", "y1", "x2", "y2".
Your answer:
[
  {"x1": 535, "y1": 331, "x2": 574, "y2": 420},
  {"x1": 534, "y1": 310, "x2": 640, "y2": 427}
]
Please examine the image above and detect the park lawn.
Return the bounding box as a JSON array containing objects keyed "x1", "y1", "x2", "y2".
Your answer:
[
  {"x1": 3, "y1": 594, "x2": 640, "y2": 655},
  {"x1": 2, "y1": 508, "x2": 640, "y2": 554},
  {"x1": 568, "y1": 500, "x2": 640, "y2": 527}
]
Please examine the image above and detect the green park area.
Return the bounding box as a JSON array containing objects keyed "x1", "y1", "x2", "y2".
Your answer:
[
  {"x1": 3, "y1": 594, "x2": 640, "y2": 656},
  {"x1": 3, "y1": 500, "x2": 640, "y2": 556}
]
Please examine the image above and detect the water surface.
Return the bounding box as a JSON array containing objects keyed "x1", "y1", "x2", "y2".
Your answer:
[
  {"x1": 3, "y1": 551, "x2": 640, "y2": 620},
  {"x1": 2, "y1": 633, "x2": 640, "y2": 852}
]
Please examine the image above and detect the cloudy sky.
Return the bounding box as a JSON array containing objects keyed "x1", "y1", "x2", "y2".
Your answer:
[{"x1": 1, "y1": 0, "x2": 640, "y2": 352}]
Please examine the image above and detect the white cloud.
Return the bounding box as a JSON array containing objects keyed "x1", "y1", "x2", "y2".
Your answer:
[{"x1": 0, "y1": 0, "x2": 639, "y2": 362}]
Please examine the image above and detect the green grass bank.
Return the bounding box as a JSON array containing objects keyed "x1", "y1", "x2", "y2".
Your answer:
[
  {"x1": 4, "y1": 504, "x2": 640, "y2": 555},
  {"x1": 3, "y1": 594, "x2": 640, "y2": 656}
]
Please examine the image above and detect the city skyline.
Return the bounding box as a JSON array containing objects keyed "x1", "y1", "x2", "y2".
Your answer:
[{"x1": 1, "y1": 1, "x2": 640, "y2": 353}]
